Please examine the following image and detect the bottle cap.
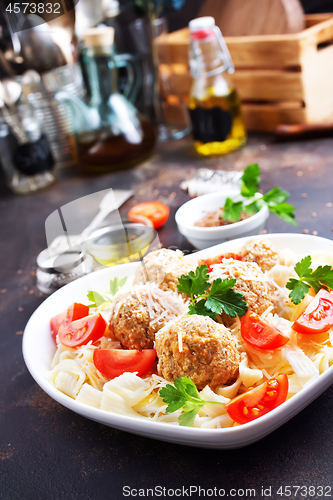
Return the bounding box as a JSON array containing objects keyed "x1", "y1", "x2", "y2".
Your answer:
[
  {"x1": 189, "y1": 17, "x2": 215, "y2": 32},
  {"x1": 189, "y1": 17, "x2": 216, "y2": 41},
  {"x1": 188, "y1": 16, "x2": 235, "y2": 75},
  {"x1": 104, "y1": 0, "x2": 120, "y2": 18},
  {"x1": 83, "y1": 26, "x2": 115, "y2": 48}
]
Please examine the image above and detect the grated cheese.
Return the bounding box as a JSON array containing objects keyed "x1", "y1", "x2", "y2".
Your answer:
[{"x1": 178, "y1": 329, "x2": 183, "y2": 352}]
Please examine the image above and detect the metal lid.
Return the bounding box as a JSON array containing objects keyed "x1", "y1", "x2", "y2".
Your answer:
[{"x1": 37, "y1": 246, "x2": 86, "y2": 274}]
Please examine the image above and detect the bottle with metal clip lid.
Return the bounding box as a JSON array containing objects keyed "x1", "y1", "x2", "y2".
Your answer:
[{"x1": 188, "y1": 16, "x2": 246, "y2": 155}]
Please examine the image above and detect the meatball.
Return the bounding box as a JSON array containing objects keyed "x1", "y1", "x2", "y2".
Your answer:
[
  {"x1": 240, "y1": 239, "x2": 283, "y2": 272},
  {"x1": 209, "y1": 259, "x2": 276, "y2": 319},
  {"x1": 133, "y1": 248, "x2": 194, "y2": 294},
  {"x1": 109, "y1": 284, "x2": 187, "y2": 350},
  {"x1": 155, "y1": 315, "x2": 241, "y2": 390}
]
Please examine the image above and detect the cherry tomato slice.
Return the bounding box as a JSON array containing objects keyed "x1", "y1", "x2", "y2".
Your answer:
[
  {"x1": 128, "y1": 202, "x2": 170, "y2": 229},
  {"x1": 293, "y1": 289, "x2": 333, "y2": 335},
  {"x1": 226, "y1": 374, "x2": 289, "y2": 425},
  {"x1": 58, "y1": 313, "x2": 106, "y2": 348},
  {"x1": 50, "y1": 303, "x2": 89, "y2": 342},
  {"x1": 241, "y1": 311, "x2": 290, "y2": 350},
  {"x1": 93, "y1": 349, "x2": 157, "y2": 379},
  {"x1": 198, "y1": 253, "x2": 242, "y2": 272}
]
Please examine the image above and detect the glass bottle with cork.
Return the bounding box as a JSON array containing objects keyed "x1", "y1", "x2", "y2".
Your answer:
[{"x1": 188, "y1": 17, "x2": 246, "y2": 156}]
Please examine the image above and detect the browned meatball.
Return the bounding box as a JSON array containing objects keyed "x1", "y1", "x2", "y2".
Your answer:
[
  {"x1": 133, "y1": 248, "x2": 194, "y2": 294},
  {"x1": 240, "y1": 239, "x2": 283, "y2": 272},
  {"x1": 209, "y1": 259, "x2": 276, "y2": 319},
  {"x1": 109, "y1": 285, "x2": 187, "y2": 350},
  {"x1": 155, "y1": 315, "x2": 241, "y2": 390}
]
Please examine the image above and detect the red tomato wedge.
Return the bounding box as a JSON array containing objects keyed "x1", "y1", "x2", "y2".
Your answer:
[
  {"x1": 50, "y1": 303, "x2": 89, "y2": 341},
  {"x1": 58, "y1": 313, "x2": 106, "y2": 348},
  {"x1": 241, "y1": 311, "x2": 290, "y2": 350},
  {"x1": 293, "y1": 289, "x2": 333, "y2": 334},
  {"x1": 93, "y1": 349, "x2": 157, "y2": 379},
  {"x1": 226, "y1": 374, "x2": 289, "y2": 425},
  {"x1": 128, "y1": 201, "x2": 170, "y2": 229},
  {"x1": 198, "y1": 253, "x2": 242, "y2": 272}
]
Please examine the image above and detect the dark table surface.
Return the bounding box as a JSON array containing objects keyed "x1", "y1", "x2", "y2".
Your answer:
[{"x1": 1, "y1": 133, "x2": 333, "y2": 500}]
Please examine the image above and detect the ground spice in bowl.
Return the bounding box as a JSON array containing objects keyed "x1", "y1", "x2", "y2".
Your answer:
[{"x1": 194, "y1": 208, "x2": 250, "y2": 227}]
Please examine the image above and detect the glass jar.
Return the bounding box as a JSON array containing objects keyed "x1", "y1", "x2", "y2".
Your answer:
[
  {"x1": 0, "y1": 109, "x2": 55, "y2": 194},
  {"x1": 55, "y1": 27, "x2": 156, "y2": 172}
]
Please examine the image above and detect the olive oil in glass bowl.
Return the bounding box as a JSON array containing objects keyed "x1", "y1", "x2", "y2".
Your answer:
[{"x1": 82, "y1": 217, "x2": 155, "y2": 267}]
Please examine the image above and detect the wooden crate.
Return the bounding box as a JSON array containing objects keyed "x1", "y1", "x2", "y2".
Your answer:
[{"x1": 157, "y1": 14, "x2": 333, "y2": 132}]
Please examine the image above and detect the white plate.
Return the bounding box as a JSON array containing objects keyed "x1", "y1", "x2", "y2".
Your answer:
[{"x1": 23, "y1": 234, "x2": 333, "y2": 449}]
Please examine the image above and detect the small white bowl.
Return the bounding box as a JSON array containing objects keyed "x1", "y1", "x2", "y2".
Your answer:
[{"x1": 175, "y1": 190, "x2": 269, "y2": 249}]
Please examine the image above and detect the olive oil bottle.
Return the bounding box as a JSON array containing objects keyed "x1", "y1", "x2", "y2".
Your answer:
[{"x1": 188, "y1": 17, "x2": 246, "y2": 156}]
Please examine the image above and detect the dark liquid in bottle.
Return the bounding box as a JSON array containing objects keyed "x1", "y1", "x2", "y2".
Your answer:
[
  {"x1": 188, "y1": 89, "x2": 246, "y2": 156},
  {"x1": 76, "y1": 117, "x2": 156, "y2": 172}
]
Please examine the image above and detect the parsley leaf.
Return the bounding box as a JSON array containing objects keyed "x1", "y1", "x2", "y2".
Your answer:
[
  {"x1": 223, "y1": 198, "x2": 244, "y2": 222},
  {"x1": 188, "y1": 299, "x2": 216, "y2": 318},
  {"x1": 159, "y1": 377, "x2": 225, "y2": 427},
  {"x1": 241, "y1": 163, "x2": 260, "y2": 197},
  {"x1": 286, "y1": 256, "x2": 333, "y2": 304},
  {"x1": 87, "y1": 276, "x2": 127, "y2": 307},
  {"x1": 222, "y1": 164, "x2": 296, "y2": 226},
  {"x1": 286, "y1": 279, "x2": 311, "y2": 305},
  {"x1": 205, "y1": 278, "x2": 247, "y2": 317},
  {"x1": 295, "y1": 256, "x2": 312, "y2": 279},
  {"x1": 178, "y1": 408, "x2": 200, "y2": 427},
  {"x1": 308, "y1": 266, "x2": 333, "y2": 292},
  {"x1": 244, "y1": 199, "x2": 261, "y2": 216},
  {"x1": 268, "y1": 202, "x2": 297, "y2": 226},
  {"x1": 177, "y1": 266, "x2": 248, "y2": 319},
  {"x1": 87, "y1": 291, "x2": 105, "y2": 308},
  {"x1": 109, "y1": 276, "x2": 127, "y2": 296},
  {"x1": 177, "y1": 265, "x2": 210, "y2": 299},
  {"x1": 262, "y1": 186, "x2": 289, "y2": 205}
]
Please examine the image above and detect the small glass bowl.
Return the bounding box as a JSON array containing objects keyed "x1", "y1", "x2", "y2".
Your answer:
[{"x1": 82, "y1": 216, "x2": 155, "y2": 267}]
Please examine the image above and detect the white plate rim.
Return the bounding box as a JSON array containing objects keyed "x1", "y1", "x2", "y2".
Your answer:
[{"x1": 23, "y1": 233, "x2": 333, "y2": 449}]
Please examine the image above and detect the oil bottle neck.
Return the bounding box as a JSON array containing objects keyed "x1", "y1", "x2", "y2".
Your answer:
[
  {"x1": 82, "y1": 46, "x2": 118, "y2": 108},
  {"x1": 189, "y1": 27, "x2": 234, "y2": 79}
]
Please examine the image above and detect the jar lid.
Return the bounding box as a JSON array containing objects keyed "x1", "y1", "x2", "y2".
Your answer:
[
  {"x1": 37, "y1": 246, "x2": 87, "y2": 274},
  {"x1": 105, "y1": 0, "x2": 119, "y2": 18}
]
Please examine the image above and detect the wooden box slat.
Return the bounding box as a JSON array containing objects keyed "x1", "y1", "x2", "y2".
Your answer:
[
  {"x1": 157, "y1": 14, "x2": 333, "y2": 69},
  {"x1": 159, "y1": 65, "x2": 305, "y2": 102},
  {"x1": 157, "y1": 15, "x2": 333, "y2": 131}
]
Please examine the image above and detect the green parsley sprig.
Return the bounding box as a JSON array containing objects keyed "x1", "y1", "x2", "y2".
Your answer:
[
  {"x1": 286, "y1": 256, "x2": 333, "y2": 305},
  {"x1": 223, "y1": 163, "x2": 297, "y2": 226},
  {"x1": 159, "y1": 377, "x2": 225, "y2": 427},
  {"x1": 177, "y1": 265, "x2": 248, "y2": 319},
  {"x1": 87, "y1": 276, "x2": 127, "y2": 308}
]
